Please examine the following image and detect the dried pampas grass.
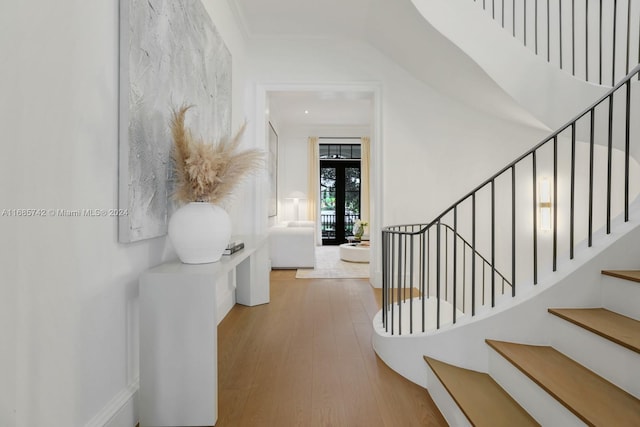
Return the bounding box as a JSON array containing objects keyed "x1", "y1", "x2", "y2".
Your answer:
[{"x1": 171, "y1": 105, "x2": 264, "y2": 204}]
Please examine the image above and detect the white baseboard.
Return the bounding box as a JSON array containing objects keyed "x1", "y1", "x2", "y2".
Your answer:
[{"x1": 85, "y1": 378, "x2": 139, "y2": 427}]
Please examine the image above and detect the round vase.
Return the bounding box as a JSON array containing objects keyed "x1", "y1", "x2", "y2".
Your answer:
[{"x1": 168, "y1": 202, "x2": 231, "y2": 264}]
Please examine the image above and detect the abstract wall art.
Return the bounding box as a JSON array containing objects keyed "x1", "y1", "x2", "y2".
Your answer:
[{"x1": 118, "y1": 0, "x2": 231, "y2": 242}]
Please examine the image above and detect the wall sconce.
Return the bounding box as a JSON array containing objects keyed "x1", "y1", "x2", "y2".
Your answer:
[
  {"x1": 286, "y1": 190, "x2": 307, "y2": 221},
  {"x1": 539, "y1": 177, "x2": 552, "y2": 231}
]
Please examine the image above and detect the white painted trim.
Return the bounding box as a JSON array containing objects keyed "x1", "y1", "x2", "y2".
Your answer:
[
  {"x1": 85, "y1": 378, "x2": 138, "y2": 427},
  {"x1": 254, "y1": 81, "x2": 384, "y2": 283}
]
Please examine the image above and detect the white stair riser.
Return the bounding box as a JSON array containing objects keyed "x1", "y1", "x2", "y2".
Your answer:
[
  {"x1": 488, "y1": 348, "x2": 586, "y2": 427},
  {"x1": 425, "y1": 364, "x2": 472, "y2": 427},
  {"x1": 547, "y1": 314, "x2": 640, "y2": 398},
  {"x1": 601, "y1": 276, "x2": 640, "y2": 321}
]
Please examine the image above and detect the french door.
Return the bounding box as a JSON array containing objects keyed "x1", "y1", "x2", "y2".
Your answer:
[{"x1": 320, "y1": 160, "x2": 361, "y2": 245}]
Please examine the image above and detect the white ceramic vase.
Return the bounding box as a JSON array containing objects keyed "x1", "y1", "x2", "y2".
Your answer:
[{"x1": 168, "y1": 202, "x2": 231, "y2": 264}]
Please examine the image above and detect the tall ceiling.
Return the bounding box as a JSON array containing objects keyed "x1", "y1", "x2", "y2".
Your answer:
[
  {"x1": 231, "y1": 0, "x2": 377, "y2": 39},
  {"x1": 232, "y1": 0, "x2": 379, "y2": 129}
]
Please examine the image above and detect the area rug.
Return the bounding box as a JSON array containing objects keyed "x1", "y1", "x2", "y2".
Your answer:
[{"x1": 296, "y1": 246, "x2": 369, "y2": 279}]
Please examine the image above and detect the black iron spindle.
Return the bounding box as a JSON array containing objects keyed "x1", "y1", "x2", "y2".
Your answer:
[
  {"x1": 533, "y1": 0, "x2": 538, "y2": 55},
  {"x1": 502, "y1": 0, "x2": 505, "y2": 27},
  {"x1": 453, "y1": 206, "x2": 458, "y2": 323},
  {"x1": 533, "y1": 150, "x2": 538, "y2": 284},
  {"x1": 397, "y1": 233, "x2": 402, "y2": 335},
  {"x1": 409, "y1": 234, "x2": 414, "y2": 334},
  {"x1": 445, "y1": 226, "x2": 449, "y2": 301},
  {"x1": 421, "y1": 231, "x2": 426, "y2": 332},
  {"x1": 548, "y1": 0, "x2": 551, "y2": 62},
  {"x1": 513, "y1": 0, "x2": 516, "y2": 37},
  {"x1": 626, "y1": 0, "x2": 631, "y2": 74},
  {"x1": 525, "y1": 0, "x2": 528, "y2": 46},
  {"x1": 570, "y1": 123, "x2": 576, "y2": 259},
  {"x1": 625, "y1": 80, "x2": 631, "y2": 221},
  {"x1": 586, "y1": 0, "x2": 589, "y2": 81},
  {"x1": 559, "y1": 0, "x2": 563, "y2": 69},
  {"x1": 436, "y1": 219, "x2": 441, "y2": 329},
  {"x1": 472, "y1": 193, "x2": 476, "y2": 315},
  {"x1": 491, "y1": 178, "x2": 496, "y2": 307},
  {"x1": 613, "y1": 0, "x2": 618, "y2": 85},
  {"x1": 589, "y1": 109, "x2": 595, "y2": 246},
  {"x1": 600, "y1": 0, "x2": 603, "y2": 84},
  {"x1": 572, "y1": 0, "x2": 576, "y2": 75},
  {"x1": 607, "y1": 93, "x2": 614, "y2": 233},
  {"x1": 512, "y1": 164, "x2": 516, "y2": 296},
  {"x1": 553, "y1": 136, "x2": 558, "y2": 272}
]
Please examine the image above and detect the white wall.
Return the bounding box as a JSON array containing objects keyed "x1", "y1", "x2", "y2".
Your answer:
[
  {"x1": 0, "y1": 1, "x2": 248, "y2": 426},
  {"x1": 248, "y1": 37, "x2": 552, "y2": 285}
]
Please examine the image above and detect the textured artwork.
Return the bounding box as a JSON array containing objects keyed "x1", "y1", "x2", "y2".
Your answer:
[{"x1": 118, "y1": 0, "x2": 232, "y2": 242}]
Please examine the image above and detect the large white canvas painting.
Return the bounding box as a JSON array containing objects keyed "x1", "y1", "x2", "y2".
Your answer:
[{"x1": 119, "y1": 0, "x2": 232, "y2": 242}]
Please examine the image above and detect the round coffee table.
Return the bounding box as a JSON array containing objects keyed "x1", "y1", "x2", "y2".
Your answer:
[{"x1": 339, "y1": 243, "x2": 370, "y2": 263}]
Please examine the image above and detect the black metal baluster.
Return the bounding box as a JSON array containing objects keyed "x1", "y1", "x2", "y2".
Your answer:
[
  {"x1": 397, "y1": 234, "x2": 402, "y2": 335},
  {"x1": 570, "y1": 123, "x2": 576, "y2": 259},
  {"x1": 427, "y1": 228, "x2": 430, "y2": 297},
  {"x1": 502, "y1": 0, "x2": 506, "y2": 27},
  {"x1": 533, "y1": 0, "x2": 538, "y2": 55},
  {"x1": 572, "y1": 0, "x2": 576, "y2": 75},
  {"x1": 513, "y1": 0, "x2": 516, "y2": 37},
  {"x1": 600, "y1": 0, "x2": 603, "y2": 84},
  {"x1": 533, "y1": 151, "x2": 538, "y2": 284},
  {"x1": 607, "y1": 93, "x2": 614, "y2": 233},
  {"x1": 493, "y1": 0, "x2": 496, "y2": 19},
  {"x1": 548, "y1": 0, "x2": 551, "y2": 62},
  {"x1": 613, "y1": 0, "x2": 618, "y2": 85},
  {"x1": 626, "y1": 0, "x2": 631, "y2": 74},
  {"x1": 382, "y1": 231, "x2": 386, "y2": 329},
  {"x1": 463, "y1": 244, "x2": 466, "y2": 313},
  {"x1": 586, "y1": 0, "x2": 589, "y2": 81},
  {"x1": 625, "y1": 80, "x2": 631, "y2": 221},
  {"x1": 491, "y1": 178, "x2": 496, "y2": 307},
  {"x1": 525, "y1": 0, "x2": 528, "y2": 45},
  {"x1": 472, "y1": 193, "x2": 476, "y2": 315},
  {"x1": 453, "y1": 207, "x2": 458, "y2": 323},
  {"x1": 409, "y1": 234, "x2": 414, "y2": 334},
  {"x1": 445, "y1": 226, "x2": 448, "y2": 301},
  {"x1": 512, "y1": 165, "x2": 516, "y2": 296},
  {"x1": 436, "y1": 219, "x2": 441, "y2": 329},
  {"x1": 559, "y1": 0, "x2": 563, "y2": 69},
  {"x1": 553, "y1": 136, "x2": 558, "y2": 271},
  {"x1": 589, "y1": 109, "x2": 595, "y2": 246},
  {"x1": 420, "y1": 231, "x2": 429, "y2": 332},
  {"x1": 390, "y1": 232, "x2": 396, "y2": 334}
]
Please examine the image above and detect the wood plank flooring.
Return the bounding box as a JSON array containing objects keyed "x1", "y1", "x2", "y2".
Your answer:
[{"x1": 217, "y1": 270, "x2": 447, "y2": 427}]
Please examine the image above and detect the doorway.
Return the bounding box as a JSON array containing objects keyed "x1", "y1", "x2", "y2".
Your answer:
[{"x1": 320, "y1": 159, "x2": 361, "y2": 245}]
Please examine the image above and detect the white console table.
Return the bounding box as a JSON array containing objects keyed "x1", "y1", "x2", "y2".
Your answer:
[{"x1": 139, "y1": 235, "x2": 269, "y2": 427}]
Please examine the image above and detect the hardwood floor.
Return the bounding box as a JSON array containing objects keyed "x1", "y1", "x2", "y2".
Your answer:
[{"x1": 217, "y1": 270, "x2": 447, "y2": 426}]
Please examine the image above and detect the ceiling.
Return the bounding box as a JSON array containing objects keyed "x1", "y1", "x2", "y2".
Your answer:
[
  {"x1": 232, "y1": 0, "x2": 378, "y2": 130},
  {"x1": 268, "y1": 91, "x2": 373, "y2": 129},
  {"x1": 231, "y1": 0, "x2": 377, "y2": 40}
]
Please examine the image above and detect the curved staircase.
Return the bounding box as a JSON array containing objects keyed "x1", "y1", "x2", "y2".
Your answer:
[
  {"x1": 425, "y1": 270, "x2": 640, "y2": 426},
  {"x1": 374, "y1": 4, "x2": 640, "y2": 419}
]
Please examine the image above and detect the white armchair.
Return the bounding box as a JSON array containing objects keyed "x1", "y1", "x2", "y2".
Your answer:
[{"x1": 268, "y1": 221, "x2": 315, "y2": 269}]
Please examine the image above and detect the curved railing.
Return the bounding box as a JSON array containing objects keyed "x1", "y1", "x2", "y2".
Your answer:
[
  {"x1": 473, "y1": 0, "x2": 640, "y2": 85},
  {"x1": 381, "y1": 64, "x2": 640, "y2": 335}
]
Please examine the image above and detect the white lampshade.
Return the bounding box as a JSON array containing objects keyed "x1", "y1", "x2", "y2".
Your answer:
[{"x1": 286, "y1": 190, "x2": 307, "y2": 200}]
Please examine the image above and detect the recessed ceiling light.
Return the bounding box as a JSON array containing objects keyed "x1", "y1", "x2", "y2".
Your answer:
[{"x1": 304, "y1": 110, "x2": 309, "y2": 114}]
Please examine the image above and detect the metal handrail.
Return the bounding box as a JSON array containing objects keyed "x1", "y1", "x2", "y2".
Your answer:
[{"x1": 381, "y1": 64, "x2": 640, "y2": 335}]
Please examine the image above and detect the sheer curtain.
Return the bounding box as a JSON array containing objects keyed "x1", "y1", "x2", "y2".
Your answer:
[
  {"x1": 307, "y1": 137, "x2": 320, "y2": 244},
  {"x1": 361, "y1": 136, "x2": 370, "y2": 226}
]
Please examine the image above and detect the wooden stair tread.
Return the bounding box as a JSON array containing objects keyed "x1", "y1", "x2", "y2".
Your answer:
[
  {"x1": 424, "y1": 356, "x2": 539, "y2": 427},
  {"x1": 548, "y1": 308, "x2": 640, "y2": 354},
  {"x1": 486, "y1": 340, "x2": 640, "y2": 426},
  {"x1": 602, "y1": 270, "x2": 640, "y2": 283}
]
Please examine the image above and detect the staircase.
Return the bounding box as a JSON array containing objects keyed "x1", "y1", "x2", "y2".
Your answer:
[{"x1": 424, "y1": 270, "x2": 640, "y2": 426}]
